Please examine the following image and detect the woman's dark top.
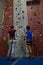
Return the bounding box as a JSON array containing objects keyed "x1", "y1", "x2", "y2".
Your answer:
[{"x1": 8, "y1": 30, "x2": 16, "y2": 39}]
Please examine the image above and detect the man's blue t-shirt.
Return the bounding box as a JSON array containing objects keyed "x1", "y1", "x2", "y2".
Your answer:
[{"x1": 26, "y1": 30, "x2": 32, "y2": 41}]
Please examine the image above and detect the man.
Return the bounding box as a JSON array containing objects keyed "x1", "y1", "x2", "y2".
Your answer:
[{"x1": 24, "y1": 25, "x2": 32, "y2": 59}]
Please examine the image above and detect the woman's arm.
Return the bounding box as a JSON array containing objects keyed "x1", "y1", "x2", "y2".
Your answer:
[
  {"x1": 15, "y1": 26, "x2": 19, "y2": 30},
  {"x1": 8, "y1": 33, "x2": 10, "y2": 40}
]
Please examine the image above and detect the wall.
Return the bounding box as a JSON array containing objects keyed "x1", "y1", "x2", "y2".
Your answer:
[
  {"x1": 0, "y1": 0, "x2": 43, "y2": 56},
  {"x1": 0, "y1": 0, "x2": 13, "y2": 56},
  {"x1": 27, "y1": 0, "x2": 43, "y2": 56}
]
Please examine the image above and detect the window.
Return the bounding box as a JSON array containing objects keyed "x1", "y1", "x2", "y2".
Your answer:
[{"x1": 26, "y1": 0, "x2": 40, "y2": 6}]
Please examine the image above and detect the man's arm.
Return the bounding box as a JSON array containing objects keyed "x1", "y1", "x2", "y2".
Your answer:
[{"x1": 23, "y1": 29, "x2": 27, "y2": 37}]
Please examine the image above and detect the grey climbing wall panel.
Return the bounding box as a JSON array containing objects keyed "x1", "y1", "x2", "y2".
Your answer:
[
  {"x1": 0, "y1": 1, "x2": 4, "y2": 38},
  {"x1": 13, "y1": 0, "x2": 28, "y2": 57}
]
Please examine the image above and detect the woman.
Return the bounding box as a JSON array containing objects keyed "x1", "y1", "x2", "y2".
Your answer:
[{"x1": 7, "y1": 26, "x2": 18, "y2": 60}]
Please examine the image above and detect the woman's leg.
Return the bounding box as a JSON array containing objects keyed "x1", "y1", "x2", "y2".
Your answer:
[
  {"x1": 11, "y1": 40, "x2": 16, "y2": 57},
  {"x1": 7, "y1": 40, "x2": 12, "y2": 59}
]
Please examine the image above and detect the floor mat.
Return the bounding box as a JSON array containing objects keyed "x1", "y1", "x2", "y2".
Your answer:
[
  {"x1": 0, "y1": 56, "x2": 43, "y2": 65},
  {"x1": 15, "y1": 56, "x2": 43, "y2": 65},
  {"x1": 0, "y1": 56, "x2": 13, "y2": 65}
]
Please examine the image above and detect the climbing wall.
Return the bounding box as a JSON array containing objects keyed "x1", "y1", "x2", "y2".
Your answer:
[
  {"x1": 13, "y1": 0, "x2": 28, "y2": 57},
  {"x1": 0, "y1": 0, "x2": 13, "y2": 56},
  {"x1": 27, "y1": 0, "x2": 43, "y2": 56},
  {"x1": 0, "y1": 0, "x2": 6, "y2": 56},
  {"x1": 0, "y1": 0, "x2": 4, "y2": 39}
]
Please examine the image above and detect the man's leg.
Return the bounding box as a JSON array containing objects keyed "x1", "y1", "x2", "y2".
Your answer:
[{"x1": 27, "y1": 45, "x2": 32, "y2": 59}]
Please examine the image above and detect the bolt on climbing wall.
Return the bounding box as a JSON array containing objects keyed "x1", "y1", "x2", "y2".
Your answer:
[{"x1": 13, "y1": 0, "x2": 28, "y2": 57}]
